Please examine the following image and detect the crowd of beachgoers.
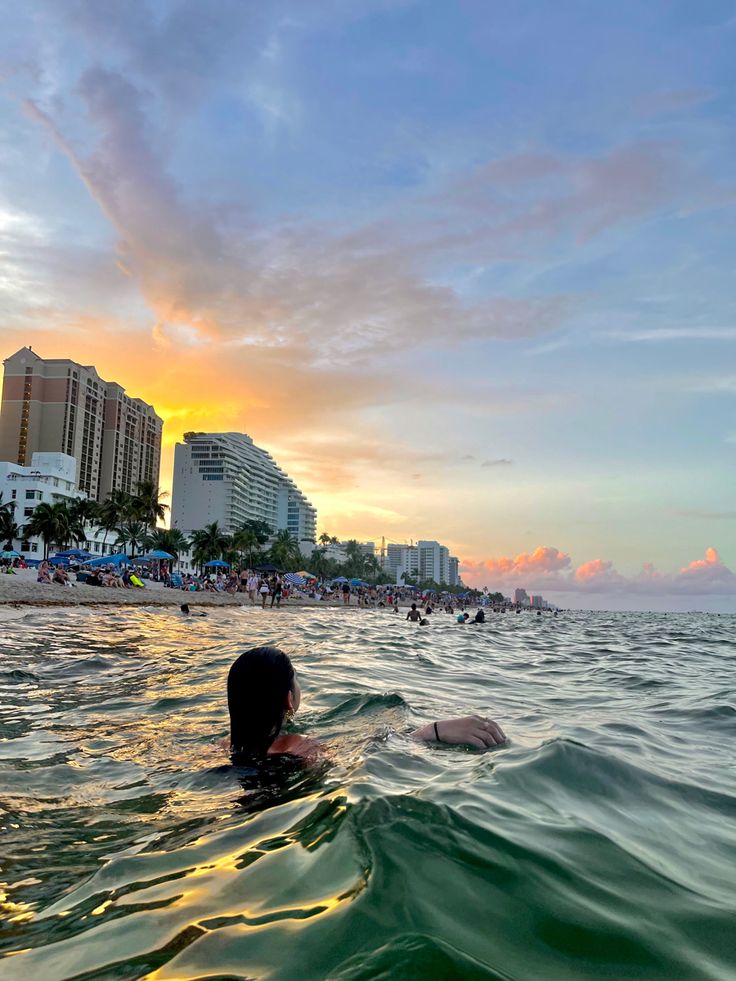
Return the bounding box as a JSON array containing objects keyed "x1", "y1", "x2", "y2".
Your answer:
[{"x1": 0, "y1": 555, "x2": 558, "y2": 618}]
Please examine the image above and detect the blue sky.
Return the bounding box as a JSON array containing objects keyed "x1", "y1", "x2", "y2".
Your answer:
[{"x1": 0, "y1": 0, "x2": 734, "y2": 608}]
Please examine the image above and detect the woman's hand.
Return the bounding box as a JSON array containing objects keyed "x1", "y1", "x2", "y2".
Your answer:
[{"x1": 412, "y1": 715, "x2": 506, "y2": 748}]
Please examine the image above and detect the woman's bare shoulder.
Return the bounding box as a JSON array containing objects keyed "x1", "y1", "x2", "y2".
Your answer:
[{"x1": 268, "y1": 734, "x2": 321, "y2": 759}]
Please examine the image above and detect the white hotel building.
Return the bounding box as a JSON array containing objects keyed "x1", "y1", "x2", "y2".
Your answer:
[
  {"x1": 384, "y1": 540, "x2": 460, "y2": 586},
  {"x1": 0, "y1": 451, "x2": 116, "y2": 558},
  {"x1": 170, "y1": 432, "x2": 317, "y2": 542}
]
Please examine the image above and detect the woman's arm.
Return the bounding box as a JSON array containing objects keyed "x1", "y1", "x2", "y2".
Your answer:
[{"x1": 411, "y1": 715, "x2": 506, "y2": 748}]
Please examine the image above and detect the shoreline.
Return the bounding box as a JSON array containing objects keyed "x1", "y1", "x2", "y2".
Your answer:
[{"x1": 0, "y1": 572, "x2": 394, "y2": 610}]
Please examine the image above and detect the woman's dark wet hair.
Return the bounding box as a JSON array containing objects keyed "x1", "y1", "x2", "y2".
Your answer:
[{"x1": 228, "y1": 647, "x2": 295, "y2": 761}]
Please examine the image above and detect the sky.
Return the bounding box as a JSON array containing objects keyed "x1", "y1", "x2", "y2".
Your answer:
[{"x1": 0, "y1": 0, "x2": 734, "y2": 611}]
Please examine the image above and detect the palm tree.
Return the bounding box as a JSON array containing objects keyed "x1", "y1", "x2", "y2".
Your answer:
[
  {"x1": 269, "y1": 529, "x2": 301, "y2": 571},
  {"x1": 231, "y1": 527, "x2": 261, "y2": 568},
  {"x1": 190, "y1": 522, "x2": 231, "y2": 572},
  {"x1": 98, "y1": 489, "x2": 134, "y2": 553},
  {"x1": 114, "y1": 520, "x2": 147, "y2": 558},
  {"x1": 0, "y1": 493, "x2": 19, "y2": 550},
  {"x1": 131, "y1": 480, "x2": 169, "y2": 529},
  {"x1": 307, "y1": 547, "x2": 332, "y2": 579},
  {"x1": 318, "y1": 532, "x2": 333, "y2": 545},
  {"x1": 23, "y1": 501, "x2": 81, "y2": 558},
  {"x1": 67, "y1": 497, "x2": 100, "y2": 547},
  {"x1": 143, "y1": 527, "x2": 189, "y2": 567}
]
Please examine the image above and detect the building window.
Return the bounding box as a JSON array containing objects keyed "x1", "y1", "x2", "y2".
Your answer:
[
  {"x1": 24, "y1": 507, "x2": 34, "y2": 517},
  {"x1": 11, "y1": 490, "x2": 16, "y2": 500},
  {"x1": 25, "y1": 489, "x2": 38, "y2": 500},
  {"x1": 31, "y1": 543, "x2": 38, "y2": 553}
]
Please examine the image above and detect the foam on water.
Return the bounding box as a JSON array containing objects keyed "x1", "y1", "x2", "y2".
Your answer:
[{"x1": 0, "y1": 606, "x2": 734, "y2": 980}]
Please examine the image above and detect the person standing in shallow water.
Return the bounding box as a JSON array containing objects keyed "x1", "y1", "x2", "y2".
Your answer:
[
  {"x1": 407, "y1": 603, "x2": 421, "y2": 622},
  {"x1": 224, "y1": 647, "x2": 506, "y2": 762}
]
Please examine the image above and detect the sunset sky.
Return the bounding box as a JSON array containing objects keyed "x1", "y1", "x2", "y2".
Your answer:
[{"x1": 1, "y1": 1, "x2": 734, "y2": 610}]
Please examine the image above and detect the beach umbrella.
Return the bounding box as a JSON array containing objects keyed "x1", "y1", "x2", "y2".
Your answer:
[
  {"x1": 284, "y1": 572, "x2": 306, "y2": 585},
  {"x1": 296, "y1": 571, "x2": 316, "y2": 579},
  {"x1": 48, "y1": 556, "x2": 71, "y2": 566},
  {"x1": 255, "y1": 562, "x2": 280, "y2": 573},
  {"x1": 56, "y1": 549, "x2": 92, "y2": 559},
  {"x1": 332, "y1": 576, "x2": 349, "y2": 583},
  {"x1": 204, "y1": 559, "x2": 230, "y2": 568},
  {"x1": 0, "y1": 550, "x2": 21, "y2": 559},
  {"x1": 88, "y1": 552, "x2": 131, "y2": 567},
  {"x1": 139, "y1": 550, "x2": 175, "y2": 561}
]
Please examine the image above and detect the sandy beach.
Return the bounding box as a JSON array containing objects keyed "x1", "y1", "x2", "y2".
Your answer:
[{"x1": 0, "y1": 568, "x2": 349, "y2": 609}]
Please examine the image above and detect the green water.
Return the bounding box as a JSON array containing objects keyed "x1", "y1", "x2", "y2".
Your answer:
[{"x1": 0, "y1": 607, "x2": 734, "y2": 980}]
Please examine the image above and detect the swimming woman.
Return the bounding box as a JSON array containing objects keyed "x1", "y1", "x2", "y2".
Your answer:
[{"x1": 225, "y1": 647, "x2": 506, "y2": 761}]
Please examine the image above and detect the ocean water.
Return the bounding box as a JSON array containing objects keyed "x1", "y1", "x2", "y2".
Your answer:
[{"x1": 0, "y1": 606, "x2": 734, "y2": 980}]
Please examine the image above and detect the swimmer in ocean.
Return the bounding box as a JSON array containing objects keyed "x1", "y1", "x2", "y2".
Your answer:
[
  {"x1": 223, "y1": 647, "x2": 506, "y2": 761},
  {"x1": 406, "y1": 603, "x2": 422, "y2": 622},
  {"x1": 180, "y1": 603, "x2": 207, "y2": 616}
]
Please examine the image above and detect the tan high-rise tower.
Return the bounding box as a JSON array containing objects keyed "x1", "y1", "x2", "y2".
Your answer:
[{"x1": 0, "y1": 347, "x2": 163, "y2": 500}]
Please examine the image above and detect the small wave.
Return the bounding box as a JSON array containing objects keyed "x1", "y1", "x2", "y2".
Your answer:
[
  {"x1": 0, "y1": 668, "x2": 40, "y2": 683},
  {"x1": 319, "y1": 691, "x2": 408, "y2": 722}
]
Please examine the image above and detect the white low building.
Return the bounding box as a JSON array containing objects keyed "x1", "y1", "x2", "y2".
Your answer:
[
  {"x1": 0, "y1": 451, "x2": 122, "y2": 559},
  {"x1": 0, "y1": 452, "x2": 81, "y2": 557}
]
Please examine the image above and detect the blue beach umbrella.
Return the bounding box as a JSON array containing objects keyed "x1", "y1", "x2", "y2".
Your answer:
[
  {"x1": 139, "y1": 550, "x2": 175, "y2": 561},
  {"x1": 88, "y1": 553, "x2": 131, "y2": 567},
  {"x1": 204, "y1": 559, "x2": 230, "y2": 568},
  {"x1": 0, "y1": 549, "x2": 21, "y2": 559},
  {"x1": 332, "y1": 576, "x2": 349, "y2": 583},
  {"x1": 55, "y1": 549, "x2": 92, "y2": 559},
  {"x1": 284, "y1": 572, "x2": 306, "y2": 585},
  {"x1": 48, "y1": 556, "x2": 71, "y2": 566}
]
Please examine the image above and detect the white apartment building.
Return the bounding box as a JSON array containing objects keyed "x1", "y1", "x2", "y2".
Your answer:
[
  {"x1": 339, "y1": 540, "x2": 376, "y2": 557},
  {"x1": 1, "y1": 452, "x2": 82, "y2": 557},
  {"x1": 171, "y1": 432, "x2": 317, "y2": 540},
  {"x1": 417, "y1": 540, "x2": 450, "y2": 585},
  {"x1": 0, "y1": 451, "x2": 114, "y2": 559},
  {"x1": 301, "y1": 541, "x2": 348, "y2": 565},
  {"x1": 448, "y1": 555, "x2": 460, "y2": 586},
  {"x1": 384, "y1": 543, "x2": 418, "y2": 583}
]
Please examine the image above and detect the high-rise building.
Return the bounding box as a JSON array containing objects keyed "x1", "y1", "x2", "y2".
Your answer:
[
  {"x1": 448, "y1": 556, "x2": 460, "y2": 586},
  {"x1": 385, "y1": 543, "x2": 418, "y2": 583},
  {"x1": 514, "y1": 588, "x2": 529, "y2": 606},
  {"x1": 417, "y1": 540, "x2": 450, "y2": 584},
  {"x1": 0, "y1": 347, "x2": 162, "y2": 500},
  {"x1": 170, "y1": 431, "x2": 317, "y2": 540}
]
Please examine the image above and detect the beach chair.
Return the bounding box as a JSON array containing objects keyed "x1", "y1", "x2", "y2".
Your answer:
[{"x1": 170, "y1": 573, "x2": 183, "y2": 589}]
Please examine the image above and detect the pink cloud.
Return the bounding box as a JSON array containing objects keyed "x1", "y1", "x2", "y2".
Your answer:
[
  {"x1": 575, "y1": 558, "x2": 615, "y2": 583},
  {"x1": 460, "y1": 545, "x2": 736, "y2": 597},
  {"x1": 460, "y1": 545, "x2": 571, "y2": 585}
]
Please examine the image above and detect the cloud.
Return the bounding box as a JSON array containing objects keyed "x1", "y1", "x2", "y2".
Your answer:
[
  {"x1": 461, "y1": 546, "x2": 572, "y2": 584},
  {"x1": 460, "y1": 546, "x2": 736, "y2": 597},
  {"x1": 23, "y1": 70, "x2": 569, "y2": 370},
  {"x1": 605, "y1": 328, "x2": 736, "y2": 343},
  {"x1": 675, "y1": 509, "x2": 736, "y2": 520},
  {"x1": 481, "y1": 458, "x2": 513, "y2": 468}
]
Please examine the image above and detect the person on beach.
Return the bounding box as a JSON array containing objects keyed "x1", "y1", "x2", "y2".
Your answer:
[
  {"x1": 406, "y1": 603, "x2": 421, "y2": 622},
  {"x1": 474, "y1": 609, "x2": 485, "y2": 624},
  {"x1": 270, "y1": 575, "x2": 283, "y2": 608},
  {"x1": 259, "y1": 579, "x2": 270, "y2": 608},
  {"x1": 342, "y1": 582, "x2": 350, "y2": 605},
  {"x1": 247, "y1": 572, "x2": 259, "y2": 605},
  {"x1": 224, "y1": 647, "x2": 506, "y2": 762}
]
